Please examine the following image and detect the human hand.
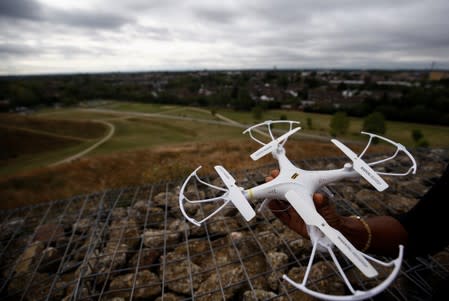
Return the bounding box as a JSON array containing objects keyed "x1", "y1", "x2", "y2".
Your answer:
[{"x1": 265, "y1": 169, "x2": 343, "y2": 238}]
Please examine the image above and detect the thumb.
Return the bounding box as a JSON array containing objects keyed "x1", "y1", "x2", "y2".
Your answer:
[{"x1": 312, "y1": 193, "x2": 328, "y2": 209}]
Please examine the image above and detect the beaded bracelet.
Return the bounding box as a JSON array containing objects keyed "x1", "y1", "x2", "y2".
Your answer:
[{"x1": 350, "y1": 215, "x2": 372, "y2": 252}]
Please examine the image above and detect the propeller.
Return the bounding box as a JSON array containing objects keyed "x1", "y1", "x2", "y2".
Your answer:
[
  {"x1": 285, "y1": 190, "x2": 378, "y2": 278},
  {"x1": 331, "y1": 139, "x2": 389, "y2": 191},
  {"x1": 214, "y1": 166, "x2": 256, "y2": 222},
  {"x1": 249, "y1": 126, "x2": 301, "y2": 161}
]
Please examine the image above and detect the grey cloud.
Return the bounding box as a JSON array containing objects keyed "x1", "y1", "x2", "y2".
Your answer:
[
  {"x1": 0, "y1": 0, "x2": 132, "y2": 31},
  {"x1": 0, "y1": 42, "x2": 117, "y2": 61},
  {"x1": 193, "y1": 7, "x2": 238, "y2": 24},
  {"x1": 129, "y1": 24, "x2": 172, "y2": 41},
  {"x1": 1, "y1": 0, "x2": 449, "y2": 74},
  {"x1": 0, "y1": 43, "x2": 37, "y2": 57},
  {"x1": 0, "y1": 0, "x2": 42, "y2": 20},
  {"x1": 50, "y1": 10, "x2": 132, "y2": 30},
  {"x1": 117, "y1": 0, "x2": 182, "y2": 12}
]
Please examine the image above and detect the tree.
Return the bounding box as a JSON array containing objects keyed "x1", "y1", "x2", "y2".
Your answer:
[
  {"x1": 363, "y1": 112, "x2": 386, "y2": 135},
  {"x1": 252, "y1": 105, "x2": 264, "y2": 120},
  {"x1": 330, "y1": 112, "x2": 350, "y2": 137},
  {"x1": 306, "y1": 117, "x2": 313, "y2": 129},
  {"x1": 411, "y1": 129, "x2": 429, "y2": 147},
  {"x1": 9, "y1": 83, "x2": 39, "y2": 107},
  {"x1": 411, "y1": 129, "x2": 423, "y2": 143}
]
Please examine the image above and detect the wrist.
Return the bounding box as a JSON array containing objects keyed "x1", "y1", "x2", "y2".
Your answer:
[
  {"x1": 349, "y1": 215, "x2": 372, "y2": 252},
  {"x1": 339, "y1": 216, "x2": 371, "y2": 251}
]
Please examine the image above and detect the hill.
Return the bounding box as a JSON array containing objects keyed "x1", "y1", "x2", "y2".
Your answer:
[
  {"x1": 0, "y1": 138, "x2": 360, "y2": 209},
  {"x1": 0, "y1": 113, "x2": 108, "y2": 173},
  {"x1": 1, "y1": 103, "x2": 447, "y2": 209},
  {"x1": 0, "y1": 114, "x2": 107, "y2": 160}
]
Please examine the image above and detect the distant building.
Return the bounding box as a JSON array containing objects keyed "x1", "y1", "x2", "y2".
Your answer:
[
  {"x1": 286, "y1": 90, "x2": 298, "y2": 97},
  {"x1": 198, "y1": 86, "x2": 213, "y2": 96},
  {"x1": 260, "y1": 95, "x2": 275, "y2": 102},
  {"x1": 342, "y1": 90, "x2": 354, "y2": 98},
  {"x1": 329, "y1": 80, "x2": 364, "y2": 85},
  {"x1": 376, "y1": 81, "x2": 414, "y2": 87},
  {"x1": 429, "y1": 71, "x2": 449, "y2": 81}
]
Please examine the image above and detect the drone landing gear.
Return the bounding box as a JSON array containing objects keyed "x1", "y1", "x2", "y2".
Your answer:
[{"x1": 283, "y1": 232, "x2": 404, "y2": 301}]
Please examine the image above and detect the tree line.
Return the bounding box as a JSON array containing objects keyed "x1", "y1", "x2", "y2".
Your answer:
[{"x1": 1, "y1": 73, "x2": 448, "y2": 126}]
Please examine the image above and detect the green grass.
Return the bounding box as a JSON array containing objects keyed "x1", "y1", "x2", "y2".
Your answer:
[
  {"x1": 89, "y1": 118, "x2": 243, "y2": 156},
  {"x1": 163, "y1": 107, "x2": 220, "y2": 120},
  {"x1": 384, "y1": 121, "x2": 449, "y2": 148},
  {"x1": 217, "y1": 108, "x2": 449, "y2": 148},
  {"x1": 102, "y1": 101, "x2": 168, "y2": 113},
  {"x1": 36, "y1": 109, "x2": 120, "y2": 120},
  {"x1": 101, "y1": 101, "x2": 220, "y2": 121}
]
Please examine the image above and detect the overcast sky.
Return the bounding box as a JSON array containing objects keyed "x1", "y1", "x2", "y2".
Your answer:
[{"x1": 1, "y1": 0, "x2": 448, "y2": 75}]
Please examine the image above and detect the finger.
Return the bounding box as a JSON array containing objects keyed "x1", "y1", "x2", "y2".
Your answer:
[
  {"x1": 267, "y1": 199, "x2": 287, "y2": 211},
  {"x1": 270, "y1": 169, "x2": 280, "y2": 178},
  {"x1": 286, "y1": 206, "x2": 309, "y2": 238},
  {"x1": 265, "y1": 176, "x2": 274, "y2": 182},
  {"x1": 268, "y1": 200, "x2": 291, "y2": 221},
  {"x1": 313, "y1": 193, "x2": 329, "y2": 208},
  {"x1": 268, "y1": 200, "x2": 291, "y2": 216}
]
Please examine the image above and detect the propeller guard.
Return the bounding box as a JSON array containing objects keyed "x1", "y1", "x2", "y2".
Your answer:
[
  {"x1": 243, "y1": 120, "x2": 301, "y2": 145},
  {"x1": 283, "y1": 241, "x2": 404, "y2": 301},
  {"x1": 179, "y1": 166, "x2": 227, "y2": 226},
  {"x1": 332, "y1": 131, "x2": 417, "y2": 192},
  {"x1": 243, "y1": 120, "x2": 301, "y2": 160},
  {"x1": 359, "y1": 132, "x2": 417, "y2": 176},
  {"x1": 179, "y1": 166, "x2": 255, "y2": 227}
]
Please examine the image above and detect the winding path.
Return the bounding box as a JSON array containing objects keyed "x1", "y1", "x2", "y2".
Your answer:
[
  {"x1": 49, "y1": 120, "x2": 115, "y2": 167},
  {"x1": 46, "y1": 105, "x2": 336, "y2": 166}
]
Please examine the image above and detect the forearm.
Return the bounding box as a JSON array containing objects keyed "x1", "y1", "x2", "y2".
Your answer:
[{"x1": 339, "y1": 216, "x2": 408, "y2": 256}]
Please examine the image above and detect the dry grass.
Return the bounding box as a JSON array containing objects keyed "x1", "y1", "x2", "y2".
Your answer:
[
  {"x1": 0, "y1": 113, "x2": 107, "y2": 162},
  {"x1": 0, "y1": 138, "x2": 370, "y2": 209},
  {"x1": 0, "y1": 113, "x2": 107, "y2": 139},
  {"x1": 0, "y1": 127, "x2": 81, "y2": 161}
]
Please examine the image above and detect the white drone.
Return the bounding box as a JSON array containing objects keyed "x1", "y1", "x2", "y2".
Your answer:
[{"x1": 179, "y1": 120, "x2": 417, "y2": 300}]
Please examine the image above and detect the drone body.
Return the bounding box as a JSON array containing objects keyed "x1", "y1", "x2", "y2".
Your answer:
[{"x1": 179, "y1": 120, "x2": 417, "y2": 300}]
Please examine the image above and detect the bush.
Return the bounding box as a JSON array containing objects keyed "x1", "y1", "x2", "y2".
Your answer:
[
  {"x1": 411, "y1": 129, "x2": 423, "y2": 143},
  {"x1": 307, "y1": 117, "x2": 313, "y2": 129},
  {"x1": 330, "y1": 112, "x2": 350, "y2": 137},
  {"x1": 363, "y1": 112, "x2": 386, "y2": 135},
  {"x1": 252, "y1": 106, "x2": 264, "y2": 120},
  {"x1": 416, "y1": 139, "x2": 429, "y2": 147}
]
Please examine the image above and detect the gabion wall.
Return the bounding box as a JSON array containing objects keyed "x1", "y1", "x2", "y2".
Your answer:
[{"x1": 1, "y1": 149, "x2": 448, "y2": 301}]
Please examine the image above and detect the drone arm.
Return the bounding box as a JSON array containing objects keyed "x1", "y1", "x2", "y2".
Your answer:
[
  {"x1": 360, "y1": 132, "x2": 417, "y2": 176},
  {"x1": 309, "y1": 167, "x2": 359, "y2": 189}
]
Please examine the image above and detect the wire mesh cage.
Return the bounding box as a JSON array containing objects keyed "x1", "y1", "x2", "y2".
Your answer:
[{"x1": 1, "y1": 149, "x2": 448, "y2": 301}]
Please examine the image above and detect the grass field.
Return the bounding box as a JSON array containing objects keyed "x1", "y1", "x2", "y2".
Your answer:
[
  {"x1": 4, "y1": 101, "x2": 449, "y2": 175},
  {"x1": 217, "y1": 108, "x2": 449, "y2": 148},
  {"x1": 1, "y1": 100, "x2": 448, "y2": 209}
]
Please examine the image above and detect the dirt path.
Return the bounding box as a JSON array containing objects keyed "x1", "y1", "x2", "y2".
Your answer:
[
  {"x1": 49, "y1": 120, "x2": 115, "y2": 166},
  {"x1": 46, "y1": 106, "x2": 336, "y2": 167}
]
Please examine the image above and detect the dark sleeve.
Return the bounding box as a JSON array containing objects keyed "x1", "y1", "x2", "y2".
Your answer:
[{"x1": 397, "y1": 164, "x2": 449, "y2": 257}]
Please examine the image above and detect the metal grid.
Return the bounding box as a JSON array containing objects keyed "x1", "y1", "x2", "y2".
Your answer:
[{"x1": 1, "y1": 149, "x2": 448, "y2": 301}]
